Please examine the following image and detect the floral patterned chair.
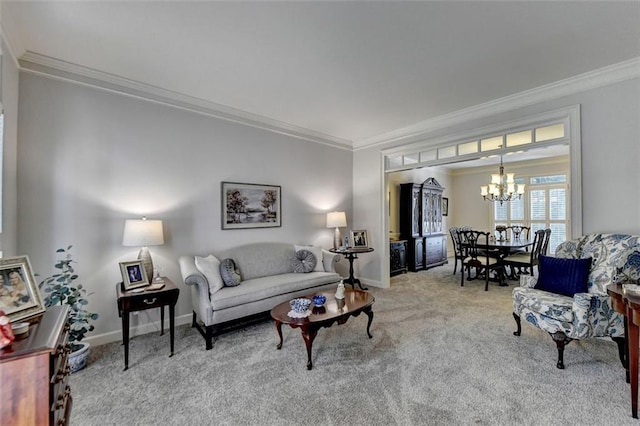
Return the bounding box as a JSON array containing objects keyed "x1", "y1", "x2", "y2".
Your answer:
[{"x1": 512, "y1": 233, "x2": 640, "y2": 369}]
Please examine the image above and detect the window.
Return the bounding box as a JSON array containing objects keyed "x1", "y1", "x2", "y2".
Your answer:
[{"x1": 493, "y1": 174, "x2": 568, "y2": 254}]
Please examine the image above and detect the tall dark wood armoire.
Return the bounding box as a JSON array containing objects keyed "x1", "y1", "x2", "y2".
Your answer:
[{"x1": 399, "y1": 178, "x2": 447, "y2": 271}]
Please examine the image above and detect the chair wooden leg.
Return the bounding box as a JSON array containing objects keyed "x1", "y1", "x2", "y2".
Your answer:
[
  {"x1": 513, "y1": 313, "x2": 521, "y2": 336},
  {"x1": 551, "y1": 331, "x2": 573, "y2": 369},
  {"x1": 461, "y1": 265, "x2": 465, "y2": 287},
  {"x1": 453, "y1": 258, "x2": 458, "y2": 275},
  {"x1": 484, "y1": 268, "x2": 489, "y2": 291}
]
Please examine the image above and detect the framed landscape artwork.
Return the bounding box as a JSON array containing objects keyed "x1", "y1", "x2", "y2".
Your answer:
[
  {"x1": 0, "y1": 256, "x2": 46, "y2": 322},
  {"x1": 442, "y1": 197, "x2": 449, "y2": 216},
  {"x1": 222, "y1": 182, "x2": 281, "y2": 229}
]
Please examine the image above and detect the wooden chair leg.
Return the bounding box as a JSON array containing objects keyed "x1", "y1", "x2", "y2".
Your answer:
[
  {"x1": 551, "y1": 331, "x2": 573, "y2": 369},
  {"x1": 513, "y1": 312, "x2": 521, "y2": 336},
  {"x1": 484, "y1": 267, "x2": 489, "y2": 291}
]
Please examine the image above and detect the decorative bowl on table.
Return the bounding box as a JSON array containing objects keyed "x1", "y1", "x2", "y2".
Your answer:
[
  {"x1": 288, "y1": 298, "x2": 312, "y2": 318},
  {"x1": 312, "y1": 295, "x2": 327, "y2": 307}
]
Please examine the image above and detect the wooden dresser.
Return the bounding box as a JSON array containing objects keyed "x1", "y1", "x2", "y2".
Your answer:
[{"x1": 0, "y1": 306, "x2": 72, "y2": 426}]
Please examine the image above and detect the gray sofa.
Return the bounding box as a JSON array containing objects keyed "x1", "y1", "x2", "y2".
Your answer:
[{"x1": 179, "y1": 242, "x2": 342, "y2": 349}]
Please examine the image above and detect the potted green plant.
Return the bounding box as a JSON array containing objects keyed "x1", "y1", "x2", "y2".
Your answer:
[{"x1": 38, "y1": 246, "x2": 99, "y2": 373}]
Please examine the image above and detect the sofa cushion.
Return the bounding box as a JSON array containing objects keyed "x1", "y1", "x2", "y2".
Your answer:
[
  {"x1": 291, "y1": 249, "x2": 316, "y2": 273},
  {"x1": 295, "y1": 245, "x2": 324, "y2": 272},
  {"x1": 220, "y1": 258, "x2": 241, "y2": 287},
  {"x1": 210, "y1": 272, "x2": 340, "y2": 311},
  {"x1": 194, "y1": 254, "x2": 224, "y2": 296},
  {"x1": 513, "y1": 287, "x2": 574, "y2": 323},
  {"x1": 218, "y1": 243, "x2": 296, "y2": 280},
  {"x1": 535, "y1": 255, "x2": 591, "y2": 297}
]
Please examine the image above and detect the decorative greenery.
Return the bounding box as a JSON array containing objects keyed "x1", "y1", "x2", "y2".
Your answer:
[{"x1": 38, "y1": 246, "x2": 98, "y2": 351}]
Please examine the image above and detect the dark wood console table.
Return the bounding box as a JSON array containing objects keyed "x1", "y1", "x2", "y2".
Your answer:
[
  {"x1": 116, "y1": 277, "x2": 179, "y2": 370},
  {"x1": 607, "y1": 283, "x2": 639, "y2": 418}
]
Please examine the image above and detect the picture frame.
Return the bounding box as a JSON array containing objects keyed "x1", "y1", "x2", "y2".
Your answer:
[
  {"x1": 350, "y1": 229, "x2": 369, "y2": 248},
  {"x1": 222, "y1": 182, "x2": 281, "y2": 229},
  {"x1": 119, "y1": 260, "x2": 149, "y2": 291},
  {"x1": 0, "y1": 256, "x2": 46, "y2": 322},
  {"x1": 442, "y1": 197, "x2": 449, "y2": 217}
]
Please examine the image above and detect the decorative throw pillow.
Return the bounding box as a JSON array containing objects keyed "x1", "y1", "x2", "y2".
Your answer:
[
  {"x1": 291, "y1": 249, "x2": 317, "y2": 273},
  {"x1": 535, "y1": 255, "x2": 592, "y2": 297},
  {"x1": 219, "y1": 258, "x2": 241, "y2": 287},
  {"x1": 294, "y1": 245, "x2": 324, "y2": 272},
  {"x1": 195, "y1": 254, "x2": 224, "y2": 295}
]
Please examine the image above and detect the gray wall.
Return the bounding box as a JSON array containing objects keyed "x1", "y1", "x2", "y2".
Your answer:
[
  {"x1": 1, "y1": 38, "x2": 19, "y2": 256},
  {"x1": 355, "y1": 77, "x2": 640, "y2": 287},
  {"x1": 16, "y1": 73, "x2": 353, "y2": 343}
]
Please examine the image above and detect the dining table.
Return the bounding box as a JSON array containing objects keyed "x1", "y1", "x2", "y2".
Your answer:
[{"x1": 461, "y1": 235, "x2": 535, "y2": 284}]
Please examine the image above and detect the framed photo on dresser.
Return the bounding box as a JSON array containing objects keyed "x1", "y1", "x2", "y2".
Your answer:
[{"x1": 0, "y1": 256, "x2": 46, "y2": 322}]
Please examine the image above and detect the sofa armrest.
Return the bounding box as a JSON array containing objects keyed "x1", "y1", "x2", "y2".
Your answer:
[
  {"x1": 519, "y1": 274, "x2": 537, "y2": 288},
  {"x1": 572, "y1": 292, "x2": 623, "y2": 338},
  {"x1": 179, "y1": 256, "x2": 213, "y2": 324},
  {"x1": 322, "y1": 250, "x2": 342, "y2": 273}
]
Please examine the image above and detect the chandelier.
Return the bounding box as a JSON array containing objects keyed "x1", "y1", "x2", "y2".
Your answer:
[{"x1": 480, "y1": 152, "x2": 525, "y2": 205}]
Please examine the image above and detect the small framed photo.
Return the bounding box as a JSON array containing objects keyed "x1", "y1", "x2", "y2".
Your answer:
[
  {"x1": 442, "y1": 197, "x2": 449, "y2": 217},
  {"x1": 119, "y1": 260, "x2": 149, "y2": 291},
  {"x1": 350, "y1": 230, "x2": 369, "y2": 248},
  {"x1": 0, "y1": 256, "x2": 46, "y2": 322}
]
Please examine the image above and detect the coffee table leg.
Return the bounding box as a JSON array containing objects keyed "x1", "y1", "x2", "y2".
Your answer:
[
  {"x1": 275, "y1": 320, "x2": 283, "y2": 350},
  {"x1": 364, "y1": 307, "x2": 374, "y2": 338},
  {"x1": 301, "y1": 326, "x2": 318, "y2": 370}
]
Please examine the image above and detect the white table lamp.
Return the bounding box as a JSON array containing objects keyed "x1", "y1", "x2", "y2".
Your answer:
[
  {"x1": 326, "y1": 211, "x2": 347, "y2": 250},
  {"x1": 122, "y1": 217, "x2": 164, "y2": 283}
]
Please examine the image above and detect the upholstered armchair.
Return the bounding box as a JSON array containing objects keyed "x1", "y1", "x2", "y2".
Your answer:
[{"x1": 512, "y1": 233, "x2": 639, "y2": 369}]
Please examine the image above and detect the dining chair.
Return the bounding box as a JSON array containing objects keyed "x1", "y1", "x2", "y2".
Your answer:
[
  {"x1": 502, "y1": 229, "x2": 545, "y2": 278},
  {"x1": 460, "y1": 230, "x2": 504, "y2": 291},
  {"x1": 540, "y1": 228, "x2": 552, "y2": 256},
  {"x1": 449, "y1": 226, "x2": 471, "y2": 275},
  {"x1": 507, "y1": 225, "x2": 531, "y2": 252}
]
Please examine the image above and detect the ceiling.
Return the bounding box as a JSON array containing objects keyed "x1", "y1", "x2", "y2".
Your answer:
[{"x1": 1, "y1": 1, "x2": 639, "y2": 151}]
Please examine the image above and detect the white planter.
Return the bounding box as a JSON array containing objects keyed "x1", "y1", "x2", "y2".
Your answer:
[{"x1": 68, "y1": 341, "x2": 90, "y2": 373}]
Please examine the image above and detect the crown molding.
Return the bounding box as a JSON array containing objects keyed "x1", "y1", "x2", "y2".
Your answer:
[
  {"x1": 354, "y1": 57, "x2": 640, "y2": 151},
  {"x1": 17, "y1": 51, "x2": 353, "y2": 151}
]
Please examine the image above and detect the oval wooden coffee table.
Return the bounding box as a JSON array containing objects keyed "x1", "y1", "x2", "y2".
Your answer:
[{"x1": 270, "y1": 289, "x2": 374, "y2": 370}]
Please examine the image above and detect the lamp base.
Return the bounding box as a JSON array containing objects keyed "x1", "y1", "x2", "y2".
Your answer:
[
  {"x1": 138, "y1": 247, "x2": 154, "y2": 284},
  {"x1": 333, "y1": 228, "x2": 342, "y2": 250}
]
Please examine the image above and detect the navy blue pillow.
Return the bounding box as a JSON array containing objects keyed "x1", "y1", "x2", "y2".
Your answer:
[{"x1": 535, "y1": 255, "x2": 592, "y2": 297}]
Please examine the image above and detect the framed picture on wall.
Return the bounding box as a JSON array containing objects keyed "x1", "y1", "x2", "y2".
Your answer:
[
  {"x1": 0, "y1": 256, "x2": 46, "y2": 322},
  {"x1": 222, "y1": 182, "x2": 281, "y2": 229},
  {"x1": 442, "y1": 197, "x2": 449, "y2": 216}
]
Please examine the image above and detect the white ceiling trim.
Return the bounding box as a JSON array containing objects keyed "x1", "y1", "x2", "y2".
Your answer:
[
  {"x1": 17, "y1": 51, "x2": 353, "y2": 151},
  {"x1": 355, "y1": 57, "x2": 640, "y2": 151},
  {"x1": 12, "y1": 50, "x2": 640, "y2": 154}
]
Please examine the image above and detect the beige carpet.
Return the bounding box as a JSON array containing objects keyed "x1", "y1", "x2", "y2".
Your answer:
[{"x1": 70, "y1": 261, "x2": 635, "y2": 425}]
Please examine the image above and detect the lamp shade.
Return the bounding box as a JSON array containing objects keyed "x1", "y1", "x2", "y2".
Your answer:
[
  {"x1": 326, "y1": 211, "x2": 347, "y2": 228},
  {"x1": 122, "y1": 219, "x2": 164, "y2": 247}
]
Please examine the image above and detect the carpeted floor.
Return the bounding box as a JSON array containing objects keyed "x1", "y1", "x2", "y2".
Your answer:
[{"x1": 71, "y1": 262, "x2": 635, "y2": 425}]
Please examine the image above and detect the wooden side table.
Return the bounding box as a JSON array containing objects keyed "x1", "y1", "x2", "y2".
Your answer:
[
  {"x1": 329, "y1": 247, "x2": 374, "y2": 290},
  {"x1": 116, "y1": 277, "x2": 180, "y2": 370}
]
